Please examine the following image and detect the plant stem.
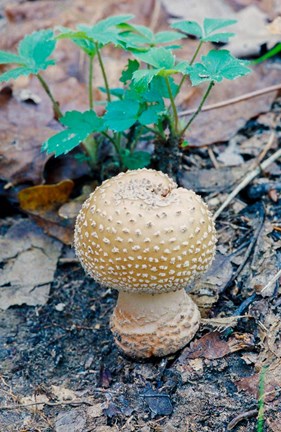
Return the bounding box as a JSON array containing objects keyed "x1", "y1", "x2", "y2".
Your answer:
[
  {"x1": 143, "y1": 125, "x2": 165, "y2": 139},
  {"x1": 176, "y1": 40, "x2": 203, "y2": 97},
  {"x1": 190, "y1": 40, "x2": 203, "y2": 66},
  {"x1": 95, "y1": 43, "x2": 111, "y2": 102},
  {"x1": 88, "y1": 55, "x2": 94, "y2": 110},
  {"x1": 179, "y1": 80, "x2": 214, "y2": 137},
  {"x1": 257, "y1": 366, "x2": 268, "y2": 432},
  {"x1": 37, "y1": 73, "x2": 63, "y2": 119},
  {"x1": 83, "y1": 134, "x2": 99, "y2": 167},
  {"x1": 165, "y1": 76, "x2": 178, "y2": 133}
]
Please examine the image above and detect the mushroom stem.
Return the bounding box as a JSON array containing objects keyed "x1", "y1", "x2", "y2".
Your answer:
[{"x1": 110, "y1": 289, "x2": 200, "y2": 358}]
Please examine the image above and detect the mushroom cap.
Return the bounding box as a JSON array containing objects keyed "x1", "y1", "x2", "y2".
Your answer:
[{"x1": 74, "y1": 168, "x2": 216, "y2": 294}]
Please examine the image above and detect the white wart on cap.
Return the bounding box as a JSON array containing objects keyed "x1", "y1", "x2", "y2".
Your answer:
[{"x1": 74, "y1": 168, "x2": 216, "y2": 358}]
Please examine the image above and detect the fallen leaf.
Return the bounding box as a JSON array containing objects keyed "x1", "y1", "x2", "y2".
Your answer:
[
  {"x1": 267, "y1": 16, "x2": 281, "y2": 34},
  {"x1": 51, "y1": 385, "x2": 78, "y2": 402},
  {"x1": 18, "y1": 179, "x2": 74, "y2": 212},
  {"x1": 179, "y1": 331, "x2": 254, "y2": 360},
  {"x1": 87, "y1": 403, "x2": 104, "y2": 418},
  {"x1": 225, "y1": 5, "x2": 280, "y2": 56},
  {"x1": 236, "y1": 360, "x2": 281, "y2": 402},
  {"x1": 0, "y1": 219, "x2": 62, "y2": 309},
  {"x1": 201, "y1": 316, "x2": 243, "y2": 331},
  {"x1": 20, "y1": 394, "x2": 49, "y2": 412},
  {"x1": 217, "y1": 140, "x2": 244, "y2": 166},
  {"x1": 180, "y1": 161, "x2": 251, "y2": 193},
  {"x1": 161, "y1": 0, "x2": 234, "y2": 22},
  {"x1": 189, "y1": 253, "x2": 233, "y2": 315},
  {"x1": 55, "y1": 410, "x2": 87, "y2": 432}
]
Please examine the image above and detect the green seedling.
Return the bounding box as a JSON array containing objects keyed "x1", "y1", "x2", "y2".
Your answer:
[{"x1": 0, "y1": 16, "x2": 252, "y2": 177}]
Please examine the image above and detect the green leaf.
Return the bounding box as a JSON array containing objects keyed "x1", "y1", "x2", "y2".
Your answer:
[
  {"x1": 18, "y1": 29, "x2": 56, "y2": 71},
  {"x1": 56, "y1": 27, "x2": 96, "y2": 56},
  {"x1": 0, "y1": 67, "x2": 34, "y2": 83},
  {"x1": 0, "y1": 29, "x2": 56, "y2": 83},
  {"x1": 134, "y1": 47, "x2": 175, "y2": 69},
  {"x1": 120, "y1": 59, "x2": 139, "y2": 83},
  {"x1": 104, "y1": 99, "x2": 140, "y2": 131},
  {"x1": 0, "y1": 51, "x2": 24, "y2": 64},
  {"x1": 78, "y1": 14, "x2": 134, "y2": 46},
  {"x1": 171, "y1": 21, "x2": 203, "y2": 38},
  {"x1": 132, "y1": 69, "x2": 160, "y2": 90},
  {"x1": 203, "y1": 18, "x2": 236, "y2": 36},
  {"x1": 155, "y1": 30, "x2": 185, "y2": 44},
  {"x1": 188, "y1": 50, "x2": 251, "y2": 86},
  {"x1": 138, "y1": 104, "x2": 164, "y2": 125},
  {"x1": 172, "y1": 18, "x2": 236, "y2": 43},
  {"x1": 42, "y1": 110, "x2": 104, "y2": 156},
  {"x1": 121, "y1": 149, "x2": 151, "y2": 169}
]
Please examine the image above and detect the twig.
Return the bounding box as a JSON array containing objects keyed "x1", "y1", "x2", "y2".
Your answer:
[
  {"x1": 178, "y1": 83, "x2": 281, "y2": 117},
  {"x1": 0, "y1": 399, "x2": 92, "y2": 410},
  {"x1": 260, "y1": 268, "x2": 281, "y2": 293},
  {"x1": 207, "y1": 146, "x2": 220, "y2": 169},
  {"x1": 227, "y1": 409, "x2": 258, "y2": 430},
  {"x1": 214, "y1": 136, "x2": 281, "y2": 220}
]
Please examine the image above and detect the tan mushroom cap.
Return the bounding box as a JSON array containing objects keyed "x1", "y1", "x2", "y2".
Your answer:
[{"x1": 74, "y1": 168, "x2": 216, "y2": 294}]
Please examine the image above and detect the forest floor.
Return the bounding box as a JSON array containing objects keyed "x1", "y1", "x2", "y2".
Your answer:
[{"x1": 0, "y1": 1, "x2": 280, "y2": 431}]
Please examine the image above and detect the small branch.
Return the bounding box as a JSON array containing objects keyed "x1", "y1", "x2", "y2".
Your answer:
[
  {"x1": 88, "y1": 55, "x2": 94, "y2": 110},
  {"x1": 260, "y1": 268, "x2": 281, "y2": 293},
  {"x1": 179, "y1": 81, "x2": 214, "y2": 136},
  {"x1": 213, "y1": 133, "x2": 280, "y2": 220},
  {"x1": 227, "y1": 409, "x2": 258, "y2": 430},
  {"x1": 37, "y1": 73, "x2": 63, "y2": 120},
  {"x1": 179, "y1": 83, "x2": 281, "y2": 118},
  {"x1": 96, "y1": 43, "x2": 111, "y2": 102}
]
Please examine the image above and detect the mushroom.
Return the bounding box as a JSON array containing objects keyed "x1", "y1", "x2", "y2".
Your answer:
[{"x1": 74, "y1": 169, "x2": 216, "y2": 358}]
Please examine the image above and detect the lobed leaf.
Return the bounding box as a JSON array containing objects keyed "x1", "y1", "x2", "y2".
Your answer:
[
  {"x1": 0, "y1": 50, "x2": 24, "y2": 65},
  {"x1": 172, "y1": 17, "x2": 236, "y2": 43},
  {"x1": 104, "y1": 99, "x2": 140, "y2": 131},
  {"x1": 121, "y1": 149, "x2": 151, "y2": 169},
  {"x1": 18, "y1": 29, "x2": 56, "y2": 71},
  {"x1": 42, "y1": 110, "x2": 104, "y2": 156},
  {"x1": 188, "y1": 49, "x2": 251, "y2": 85},
  {"x1": 138, "y1": 104, "x2": 164, "y2": 125},
  {"x1": 0, "y1": 67, "x2": 35, "y2": 83},
  {"x1": 134, "y1": 47, "x2": 175, "y2": 69}
]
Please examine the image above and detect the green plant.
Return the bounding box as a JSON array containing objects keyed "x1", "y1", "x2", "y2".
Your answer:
[
  {"x1": 257, "y1": 365, "x2": 268, "y2": 432},
  {"x1": 0, "y1": 16, "x2": 251, "y2": 178}
]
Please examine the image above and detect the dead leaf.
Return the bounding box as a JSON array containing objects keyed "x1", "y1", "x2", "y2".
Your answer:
[
  {"x1": 201, "y1": 316, "x2": 243, "y2": 331},
  {"x1": 87, "y1": 403, "x2": 104, "y2": 418},
  {"x1": 18, "y1": 180, "x2": 74, "y2": 212},
  {"x1": 267, "y1": 16, "x2": 281, "y2": 34},
  {"x1": 189, "y1": 253, "x2": 233, "y2": 315},
  {"x1": 179, "y1": 331, "x2": 254, "y2": 361},
  {"x1": 0, "y1": 219, "x2": 62, "y2": 309},
  {"x1": 180, "y1": 161, "x2": 252, "y2": 193},
  {"x1": 51, "y1": 385, "x2": 77, "y2": 402},
  {"x1": 217, "y1": 140, "x2": 244, "y2": 167},
  {"x1": 55, "y1": 410, "x2": 87, "y2": 432},
  {"x1": 161, "y1": 0, "x2": 234, "y2": 22},
  {"x1": 236, "y1": 360, "x2": 281, "y2": 402},
  {"x1": 225, "y1": 5, "x2": 280, "y2": 56},
  {"x1": 20, "y1": 394, "x2": 49, "y2": 412}
]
